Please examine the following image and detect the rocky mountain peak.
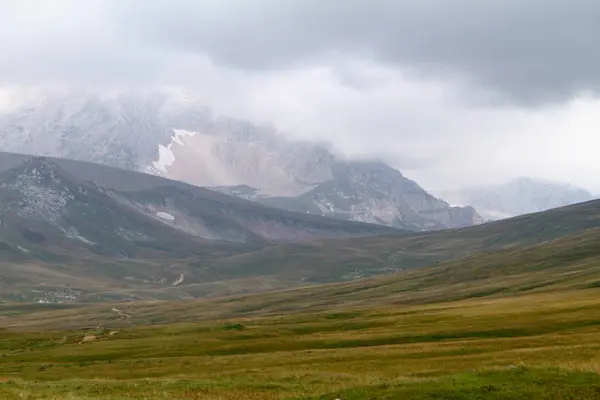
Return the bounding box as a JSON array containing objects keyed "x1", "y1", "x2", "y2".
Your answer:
[{"x1": 0, "y1": 90, "x2": 482, "y2": 231}]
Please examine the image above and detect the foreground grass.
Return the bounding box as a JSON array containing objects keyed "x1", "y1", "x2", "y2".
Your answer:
[
  {"x1": 3, "y1": 288, "x2": 600, "y2": 399},
  {"x1": 3, "y1": 368, "x2": 600, "y2": 399},
  {"x1": 302, "y1": 368, "x2": 600, "y2": 400}
]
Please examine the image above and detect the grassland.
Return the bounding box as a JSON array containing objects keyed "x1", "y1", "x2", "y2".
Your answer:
[
  {"x1": 198, "y1": 197, "x2": 600, "y2": 287},
  {"x1": 4, "y1": 225, "x2": 600, "y2": 398},
  {"x1": 6, "y1": 224, "x2": 600, "y2": 331},
  {"x1": 3, "y1": 289, "x2": 600, "y2": 399}
]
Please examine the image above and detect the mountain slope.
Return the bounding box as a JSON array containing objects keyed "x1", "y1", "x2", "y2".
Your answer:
[
  {"x1": 7, "y1": 212, "x2": 600, "y2": 329},
  {"x1": 2, "y1": 153, "x2": 600, "y2": 303},
  {"x1": 0, "y1": 90, "x2": 481, "y2": 230},
  {"x1": 440, "y1": 178, "x2": 595, "y2": 220},
  {"x1": 0, "y1": 152, "x2": 403, "y2": 302},
  {"x1": 251, "y1": 160, "x2": 481, "y2": 230},
  {"x1": 2, "y1": 152, "x2": 600, "y2": 304},
  {"x1": 0, "y1": 152, "x2": 400, "y2": 243},
  {"x1": 200, "y1": 197, "x2": 600, "y2": 284}
]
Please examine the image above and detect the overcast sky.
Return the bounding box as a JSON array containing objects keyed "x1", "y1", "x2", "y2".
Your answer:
[{"x1": 1, "y1": 0, "x2": 600, "y2": 193}]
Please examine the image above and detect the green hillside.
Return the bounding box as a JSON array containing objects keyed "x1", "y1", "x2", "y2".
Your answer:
[
  {"x1": 7, "y1": 220, "x2": 600, "y2": 330},
  {"x1": 0, "y1": 154, "x2": 397, "y2": 302},
  {"x1": 2, "y1": 153, "x2": 600, "y2": 303},
  {"x1": 3, "y1": 180, "x2": 600, "y2": 302},
  {"x1": 190, "y1": 197, "x2": 600, "y2": 286},
  {"x1": 3, "y1": 220, "x2": 600, "y2": 398}
]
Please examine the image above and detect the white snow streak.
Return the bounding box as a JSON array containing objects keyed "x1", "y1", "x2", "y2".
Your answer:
[
  {"x1": 151, "y1": 128, "x2": 196, "y2": 173},
  {"x1": 156, "y1": 211, "x2": 175, "y2": 221}
]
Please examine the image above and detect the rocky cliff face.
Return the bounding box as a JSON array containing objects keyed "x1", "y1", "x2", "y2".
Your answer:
[
  {"x1": 255, "y1": 160, "x2": 482, "y2": 230},
  {"x1": 0, "y1": 90, "x2": 482, "y2": 230}
]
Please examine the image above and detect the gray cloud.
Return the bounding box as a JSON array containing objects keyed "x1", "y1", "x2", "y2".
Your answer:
[
  {"x1": 0, "y1": 1, "x2": 172, "y2": 87},
  {"x1": 1, "y1": 1, "x2": 599, "y2": 103},
  {"x1": 112, "y1": 0, "x2": 600, "y2": 104}
]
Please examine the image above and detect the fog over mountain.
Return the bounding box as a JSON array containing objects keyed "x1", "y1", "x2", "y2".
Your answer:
[
  {"x1": 0, "y1": 90, "x2": 482, "y2": 230},
  {"x1": 439, "y1": 178, "x2": 596, "y2": 220}
]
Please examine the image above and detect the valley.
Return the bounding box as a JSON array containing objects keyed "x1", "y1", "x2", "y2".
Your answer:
[
  {"x1": 1, "y1": 152, "x2": 600, "y2": 399},
  {"x1": 1, "y1": 96, "x2": 600, "y2": 399},
  {"x1": 2, "y1": 151, "x2": 600, "y2": 307},
  {"x1": 0, "y1": 154, "x2": 600, "y2": 398},
  {"x1": 0, "y1": 153, "x2": 401, "y2": 302},
  {"x1": 3, "y1": 221, "x2": 600, "y2": 398},
  {"x1": 1, "y1": 2, "x2": 598, "y2": 398}
]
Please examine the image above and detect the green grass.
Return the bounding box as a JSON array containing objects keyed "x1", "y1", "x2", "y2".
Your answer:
[
  {"x1": 300, "y1": 368, "x2": 600, "y2": 400},
  {"x1": 4, "y1": 288, "x2": 600, "y2": 398},
  {"x1": 2, "y1": 368, "x2": 600, "y2": 400},
  {"x1": 8, "y1": 224, "x2": 600, "y2": 332}
]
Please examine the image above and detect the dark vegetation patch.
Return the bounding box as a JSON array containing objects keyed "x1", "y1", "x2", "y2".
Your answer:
[{"x1": 299, "y1": 368, "x2": 600, "y2": 400}]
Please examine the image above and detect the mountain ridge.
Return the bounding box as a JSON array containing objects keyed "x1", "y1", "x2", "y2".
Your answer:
[
  {"x1": 0, "y1": 90, "x2": 482, "y2": 231},
  {"x1": 2, "y1": 151, "x2": 600, "y2": 303},
  {"x1": 0, "y1": 152, "x2": 405, "y2": 302}
]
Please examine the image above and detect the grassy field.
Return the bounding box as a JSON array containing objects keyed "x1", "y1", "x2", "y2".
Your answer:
[
  {"x1": 3, "y1": 288, "x2": 600, "y2": 398},
  {"x1": 4, "y1": 222, "x2": 600, "y2": 398}
]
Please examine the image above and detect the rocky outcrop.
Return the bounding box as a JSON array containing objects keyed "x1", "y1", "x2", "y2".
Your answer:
[{"x1": 253, "y1": 160, "x2": 482, "y2": 230}]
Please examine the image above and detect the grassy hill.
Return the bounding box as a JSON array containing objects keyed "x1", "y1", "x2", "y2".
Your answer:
[
  {"x1": 3, "y1": 152, "x2": 600, "y2": 304},
  {"x1": 6, "y1": 220, "x2": 600, "y2": 330},
  {"x1": 3, "y1": 157, "x2": 600, "y2": 302},
  {"x1": 191, "y1": 197, "x2": 600, "y2": 286},
  {"x1": 3, "y1": 221, "x2": 600, "y2": 398},
  {"x1": 0, "y1": 153, "x2": 402, "y2": 302}
]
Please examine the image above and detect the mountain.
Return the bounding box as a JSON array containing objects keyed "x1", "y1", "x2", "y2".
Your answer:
[
  {"x1": 3, "y1": 151, "x2": 599, "y2": 304},
  {"x1": 200, "y1": 197, "x2": 600, "y2": 285},
  {"x1": 0, "y1": 153, "x2": 396, "y2": 244},
  {"x1": 0, "y1": 152, "x2": 401, "y2": 302},
  {"x1": 440, "y1": 178, "x2": 595, "y2": 220},
  {"x1": 0, "y1": 90, "x2": 482, "y2": 231},
  {"x1": 208, "y1": 224, "x2": 600, "y2": 316},
  {"x1": 233, "y1": 160, "x2": 482, "y2": 231},
  {"x1": 8, "y1": 203, "x2": 600, "y2": 329}
]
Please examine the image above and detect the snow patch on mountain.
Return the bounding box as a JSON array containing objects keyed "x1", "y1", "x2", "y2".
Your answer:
[
  {"x1": 148, "y1": 128, "x2": 247, "y2": 189},
  {"x1": 149, "y1": 128, "x2": 196, "y2": 173},
  {"x1": 62, "y1": 227, "x2": 96, "y2": 245},
  {"x1": 156, "y1": 211, "x2": 175, "y2": 221}
]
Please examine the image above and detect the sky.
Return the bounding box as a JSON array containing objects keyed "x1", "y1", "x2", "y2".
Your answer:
[{"x1": 1, "y1": 0, "x2": 600, "y2": 193}]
